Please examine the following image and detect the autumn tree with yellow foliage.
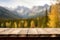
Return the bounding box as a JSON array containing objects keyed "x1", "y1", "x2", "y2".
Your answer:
[
  {"x1": 24, "y1": 20, "x2": 28, "y2": 28},
  {"x1": 17, "y1": 21, "x2": 21, "y2": 28},
  {"x1": 30, "y1": 20, "x2": 35, "y2": 28},
  {"x1": 12, "y1": 22, "x2": 17, "y2": 28},
  {"x1": 47, "y1": 4, "x2": 59, "y2": 28},
  {"x1": 6, "y1": 22, "x2": 11, "y2": 28}
]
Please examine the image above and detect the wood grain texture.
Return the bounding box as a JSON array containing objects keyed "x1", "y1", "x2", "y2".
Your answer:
[{"x1": 0, "y1": 28, "x2": 60, "y2": 34}]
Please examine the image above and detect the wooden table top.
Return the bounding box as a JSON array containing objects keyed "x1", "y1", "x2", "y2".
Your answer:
[
  {"x1": 0, "y1": 28, "x2": 60, "y2": 34},
  {"x1": 0, "y1": 28, "x2": 60, "y2": 37}
]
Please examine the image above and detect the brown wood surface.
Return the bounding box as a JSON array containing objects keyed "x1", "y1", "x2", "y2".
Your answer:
[
  {"x1": 0, "y1": 28, "x2": 60, "y2": 34},
  {"x1": 0, "y1": 28, "x2": 60, "y2": 37}
]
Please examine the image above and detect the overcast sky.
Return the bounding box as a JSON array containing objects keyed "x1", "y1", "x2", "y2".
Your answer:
[{"x1": 0, "y1": 0, "x2": 57, "y2": 8}]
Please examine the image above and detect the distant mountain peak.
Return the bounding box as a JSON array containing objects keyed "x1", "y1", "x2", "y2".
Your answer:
[{"x1": 0, "y1": 5, "x2": 50, "y2": 19}]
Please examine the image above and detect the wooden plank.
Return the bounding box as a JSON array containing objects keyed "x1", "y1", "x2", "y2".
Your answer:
[
  {"x1": 0, "y1": 28, "x2": 60, "y2": 37},
  {"x1": 0, "y1": 28, "x2": 8, "y2": 31},
  {"x1": 28, "y1": 28, "x2": 38, "y2": 34},
  {"x1": 0, "y1": 28, "x2": 10, "y2": 33},
  {"x1": 0, "y1": 28, "x2": 14, "y2": 34},
  {"x1": 37, "y1": 28, "x2": 49, "y2": 34},
  {"x1": 0, "y1": 28, "x2": 60, "y2": 34},
  {"x1": 53, "y1": 28, "x2": 60, "y2": 34},
  {"x1": 0, "y1": 28, "x2": 10, "y2": 31},
  {"x1": 9, "y1": 28, "x2": 22, "y2": 34},
  {"x1": 17, "y1": 28, "x2": 29, "y2": 37},
  {"x1": 43, "y1": 28, "x2": 60, "y2": 34},
  {"x1": 19, "y1": 28, "x2": 28, "y2": 34}
]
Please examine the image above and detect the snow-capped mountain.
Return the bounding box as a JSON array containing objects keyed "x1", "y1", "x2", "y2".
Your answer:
[
  {"x1": 0, "y1": 6, "x2": 22, "y2": 19},
  {"x1": 28, "y1": 4, "x2": 50, "y2": 17},
  {"x1": 0, "y1": 4, "x2": 50, "y2": 19}
]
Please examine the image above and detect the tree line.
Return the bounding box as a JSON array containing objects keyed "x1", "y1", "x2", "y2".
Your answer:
[{"x1": 0, "y1": 3, "x2": 60, "y2": 28}]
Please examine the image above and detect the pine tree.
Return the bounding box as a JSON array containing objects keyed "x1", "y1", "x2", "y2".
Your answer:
[
  {"x1": 44, "y1": 8, "x2": 48, "y2": 28},
  {"x1": 41, "y1": 8, "x2": 48, "y2": 28}
]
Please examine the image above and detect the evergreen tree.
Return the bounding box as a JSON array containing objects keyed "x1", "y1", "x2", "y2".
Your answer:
[{"x1": 42, "y1": 8, "x2": 48, "y2": 28}]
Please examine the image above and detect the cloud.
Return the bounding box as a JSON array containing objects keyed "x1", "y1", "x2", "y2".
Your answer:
[{"x1": 0, "y1": 0, "x2": 57, "y2": 8}]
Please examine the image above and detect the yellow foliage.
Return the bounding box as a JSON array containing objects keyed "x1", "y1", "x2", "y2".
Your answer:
[
  {"x1": 21, "y1": 20, "x2": 24, "y2": 23},
  {"x1": 37, "y1": 17, "x2": 40, "y2": 20},
  {"x1": 47, "y1": 4, "x2": 59, "y2": 28},
  {"x1": 18, "y1": 21, "x2": 21, "y2": 28},
  {"x1": 6, "y1": 22, "x2": 11, "y2": 27},
  {"x1": 13, "y1": 22, "x2": 17, "y2": 28},
  {"x1": 1, "y1": 23, "x2": 4, "y2": 27},
  {"x1": 24, "y1": 21, "x2": 28, "y2": 28},
  {"x1": 30, "y1": 20, "x2": 35, "y2": 28}
]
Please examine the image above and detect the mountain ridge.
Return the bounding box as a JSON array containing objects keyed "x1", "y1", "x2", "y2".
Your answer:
[{"x1": 0, "y1": 4, "x2": 50, "y2": 19}]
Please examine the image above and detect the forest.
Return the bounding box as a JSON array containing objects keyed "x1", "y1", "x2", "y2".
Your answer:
[{"x1": 0, "y1": 3, "x2": 60, "y2": 28}]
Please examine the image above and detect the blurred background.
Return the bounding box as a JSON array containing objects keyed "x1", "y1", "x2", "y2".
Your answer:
[{"x1": 0, "y1": 0, "x2": 60, "y2": 28}]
